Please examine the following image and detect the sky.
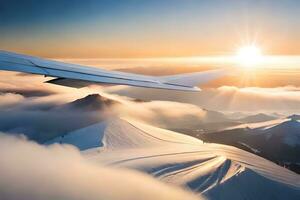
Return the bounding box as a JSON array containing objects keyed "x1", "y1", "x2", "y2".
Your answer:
[
  {"x1": 1, "y1": 0, "x2": 300, "y2": 58},
  {"x1": 1, "y1": 0, "x2": 300, "y2": 104}
]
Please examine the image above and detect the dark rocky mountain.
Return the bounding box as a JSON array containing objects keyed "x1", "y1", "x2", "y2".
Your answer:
[{"x1": 56, "y1": 93, "x2": 118, "y2": 111}]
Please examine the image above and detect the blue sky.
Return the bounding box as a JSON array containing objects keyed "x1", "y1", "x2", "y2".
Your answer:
[{"x1": 0, "y1": 0, "x2": 299, "y2": 57}]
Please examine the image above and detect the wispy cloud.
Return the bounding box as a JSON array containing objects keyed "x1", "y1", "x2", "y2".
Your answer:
[
  {"x1": 0, "y1": 93, "x2": 24, "y2": 108},
  {"x1": 108, "y1": 85, "x2": 300, "y2": 114},
  {"x1": 112, "y1": 98, "x2": 206, "y2": 129}
]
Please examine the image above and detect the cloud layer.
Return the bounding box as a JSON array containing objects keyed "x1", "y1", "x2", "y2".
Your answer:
[
  {"x1": 109, "y1": 85, "x2": 300, "y2": 114},
  {"x1": 112, "y1": 99, "x2": 206, "y2": 129}
]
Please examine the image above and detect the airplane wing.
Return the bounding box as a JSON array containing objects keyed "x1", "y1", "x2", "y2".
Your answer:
[{"x1": 0, "y1": 50, "x2": 227, "y2": 91}]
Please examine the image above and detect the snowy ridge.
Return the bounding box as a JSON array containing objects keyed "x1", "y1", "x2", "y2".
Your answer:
[
  {"x1": 47, "y1": 118, "x2": 203, "y2": 150},
  {"x1": 47, "y1": 117, "x2": 300, "y2": 200},
  {"x1": 224, "y1": 118, "x2": 289, "y2": 131}
]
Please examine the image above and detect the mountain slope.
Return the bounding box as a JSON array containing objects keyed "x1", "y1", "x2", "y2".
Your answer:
[
  {"x1": 264, "y1": 119, "x2": 300, "y2": 147},
  {"x1": 47, "y1": 118, "x2": 300, "y2": 200},
  {"x1": 200, "y1": 118, "x2": 300, "y2": 174}
]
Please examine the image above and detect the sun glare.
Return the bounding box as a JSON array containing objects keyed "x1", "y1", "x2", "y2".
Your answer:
[{"x1": 236, "y1": 45, "x2": 262, "y2": 67}]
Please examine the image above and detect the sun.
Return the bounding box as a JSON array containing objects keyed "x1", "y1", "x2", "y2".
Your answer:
[{"x1": 235, "y1": 45, "x2": 262, "y2": 67}]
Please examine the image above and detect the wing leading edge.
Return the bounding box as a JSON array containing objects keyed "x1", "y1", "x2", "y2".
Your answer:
[{"x1": 0, "y1": 50, "x2": 227, "y2": 91}]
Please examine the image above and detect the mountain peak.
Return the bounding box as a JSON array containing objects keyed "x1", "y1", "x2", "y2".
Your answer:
[
  {"x1": 60, "y1": 93, "x2": 118, "y2": 111},
  {"x1": 79, "y1": 93, "x2": 111, "y2": 103}
]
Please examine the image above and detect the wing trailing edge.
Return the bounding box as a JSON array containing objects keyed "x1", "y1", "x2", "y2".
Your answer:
[{"x1": 0, "y1": 50, "x2": 227, "y2": 92}]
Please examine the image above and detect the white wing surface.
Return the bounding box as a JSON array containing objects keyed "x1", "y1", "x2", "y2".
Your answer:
[{"x1": 0, "y1": 50, "x2": 227, "y2": 91}]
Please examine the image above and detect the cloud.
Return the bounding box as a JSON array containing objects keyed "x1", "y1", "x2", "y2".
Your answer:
[
  {"x1": 0, "y1": 71, "x2": 88, "y2": 99},
  {"x1": 112, "y1": 98, "x2": 206, "y2": 129},
  {"x1": 0, "y1": 93, "x2": 24, "y2": 108},
  {"x1": 211, "y1": 86, "x2": 300, "y2": 111},
  {"x1": 0, "y1": 134, "x2": 203, "y2": 200},
  {"x1": 0, "y1": 88, "x2": 55, "y2": 97},
  {"x1": 0, "y1": 72, "x2": 57, "y2": 93},
  {"x1": 107, "y1": 85, "x2": 300, "y2": 114}
]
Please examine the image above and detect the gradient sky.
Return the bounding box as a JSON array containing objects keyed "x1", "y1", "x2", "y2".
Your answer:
[{"x1": 0, "y1": 0, "x2": 299, "y2": 58}]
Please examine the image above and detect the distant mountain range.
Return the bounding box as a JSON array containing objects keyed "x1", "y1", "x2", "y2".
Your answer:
[
  {"x1": 172, "y1": 112, "x2": 280, "y2": 134},
  {"x1": 237, "y1": 113, "x2": 277, "y2": 123}
]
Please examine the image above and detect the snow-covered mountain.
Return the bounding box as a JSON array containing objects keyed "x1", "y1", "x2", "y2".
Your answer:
[
  {"x1": 200, "y1": 118, "x2": 300, "y2": 174},
  {"x1": 47, "y1": 117, "x2": 300, "y2": 200},
  {"x1": 207, "y1": 118, "x2": 300, "y2": 149},
  {"x1": 263, "y1": 119, "x2": 300, "y2": 147}
]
